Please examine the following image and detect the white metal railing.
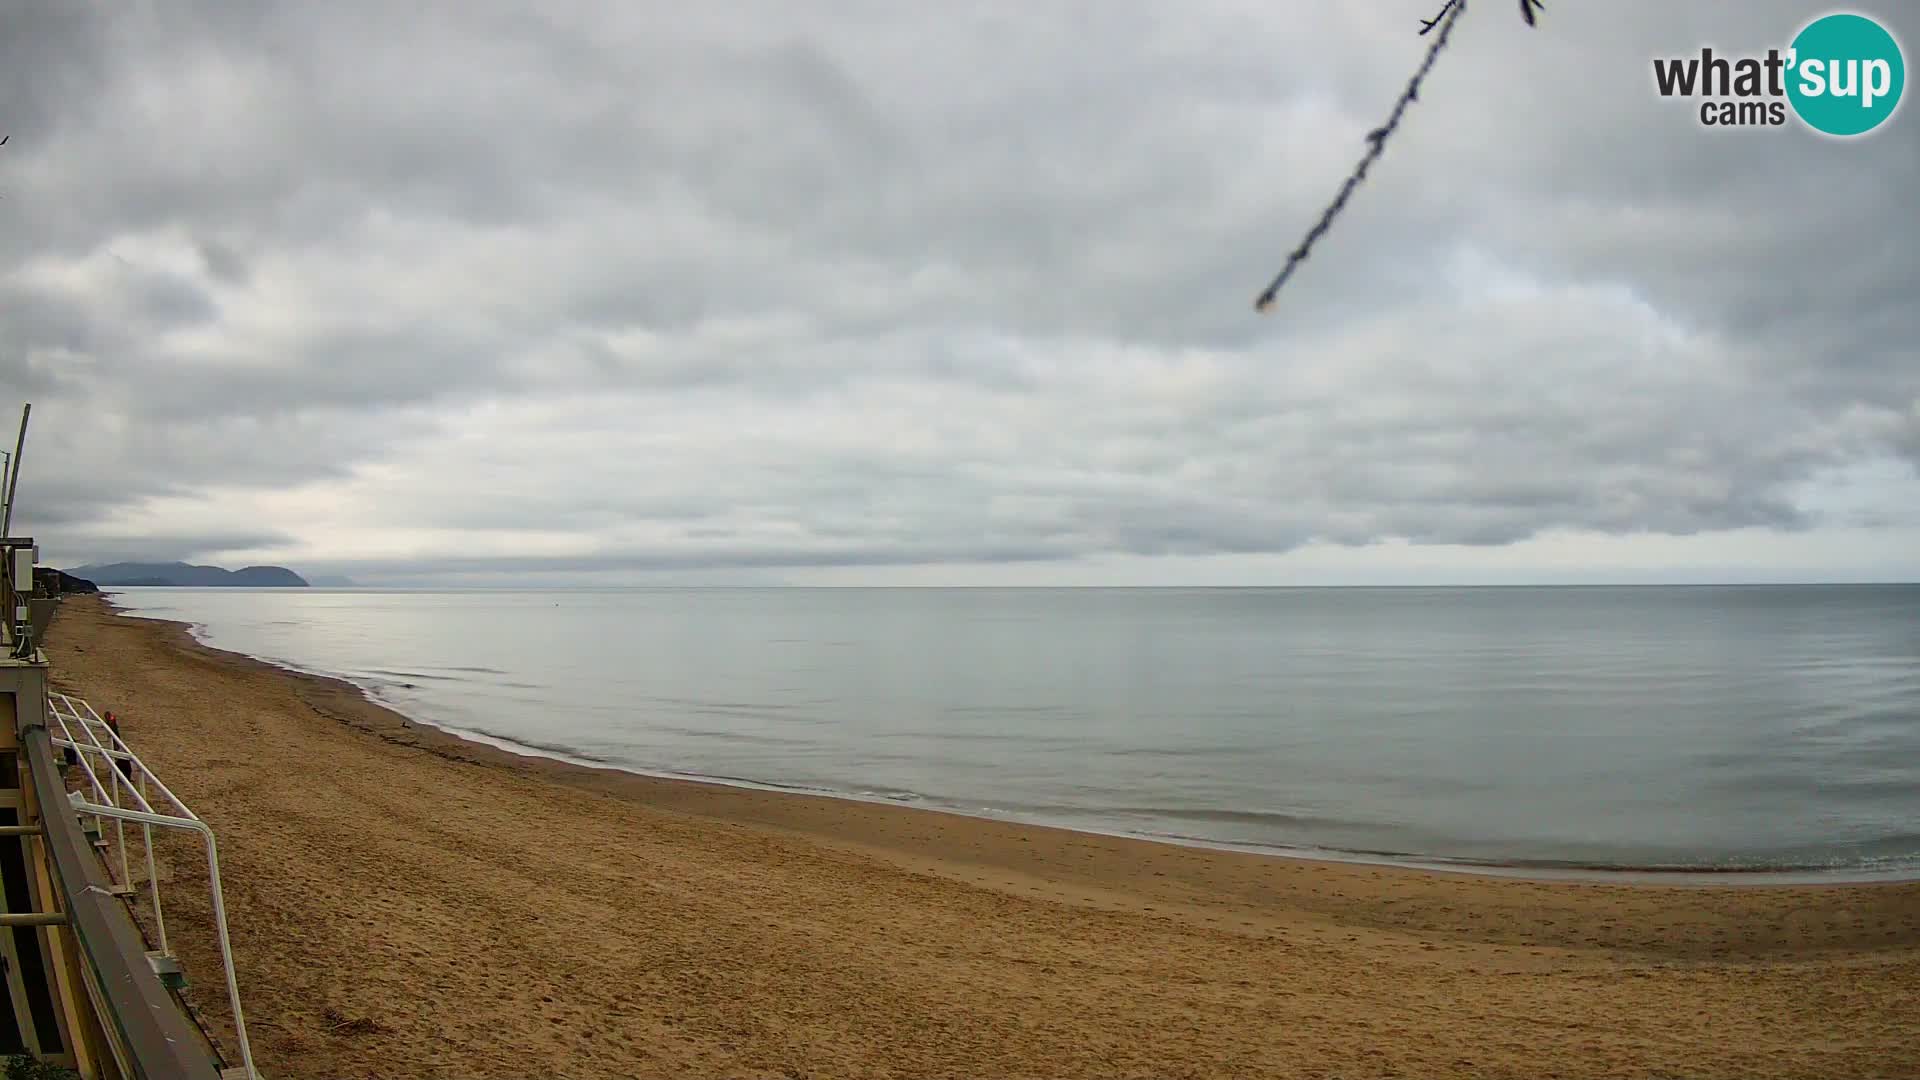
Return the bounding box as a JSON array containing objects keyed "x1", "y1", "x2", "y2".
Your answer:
[{"x1": 45, "y1": 693, "x2": 257, "y2": 1080}]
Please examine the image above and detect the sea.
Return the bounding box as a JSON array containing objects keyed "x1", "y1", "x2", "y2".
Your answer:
[{"x1": 103, "y1": 585, "x2": 1920, "y2": 880}]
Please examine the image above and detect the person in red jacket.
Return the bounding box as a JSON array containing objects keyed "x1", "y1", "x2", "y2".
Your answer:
[{"x1": 103, "y1": 710, "x2": 134, "y2": 780}]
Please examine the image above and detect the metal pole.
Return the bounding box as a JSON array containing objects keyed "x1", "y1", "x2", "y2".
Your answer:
[
  {"x1": 0, "y1": 913, "x2": 68, "y2": 928},
  {"x1": 2, "y1": 403, "x2": 29, "y2": 536}
]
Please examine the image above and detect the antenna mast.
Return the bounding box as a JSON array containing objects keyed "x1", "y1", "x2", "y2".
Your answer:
[{"x1": 2, "y1": 403, "x2": 28, "y2": 536}]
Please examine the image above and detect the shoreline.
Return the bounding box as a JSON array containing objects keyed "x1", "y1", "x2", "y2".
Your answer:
[
  {"x1": 42, "y1": 593, "x2": 1920, "y2": 1079},
  {"x1": 106, "y1": 591, "x2": 1919, "y2": 888}
]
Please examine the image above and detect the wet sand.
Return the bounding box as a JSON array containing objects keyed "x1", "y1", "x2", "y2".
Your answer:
[{"x1": 42, "y1": 594, "x2": 1920, "y2": 1079}]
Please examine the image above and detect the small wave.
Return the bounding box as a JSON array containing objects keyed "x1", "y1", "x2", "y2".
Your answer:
[
  {"x1": 1108, "y1": 806, "x2": 1328, "y2": 828},
  {"x1": 642, "y1": 695, "x2": 805, "y2": 714},
  {"x1": 1104, "y1": 745, "x2": 1254, "y2": 759},
  {"x1": 436, "y1": 725, "x2": 613, "y2": 766},
  {"x1": 646, "y1": 724, "x2": 809, "y2": 747},
  {"x1": 866, "y1": 730, "x2": 1087, "y2": 747},
  {"x1": 662, "y1": 769, "x2": 843, "y2": 797},
  {"x1": 940, "y1": 704, "x2": 1080, "y2": 717},
  {"x1": 1126, "y1": 831, "x2": 1920, "y2": 878},
  {"x1": 853, "y1": 789, "x2": 924, "y2": 803},
  {"x1": 367, "y1": 668, "x2": 460, "y2": 683}
]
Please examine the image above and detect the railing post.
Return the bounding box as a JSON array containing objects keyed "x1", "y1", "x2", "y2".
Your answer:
[
  {"x1": 46, "y1": 692, "x2": 257, "y2": 1079},
  {"x1": 23, "y1": 726, "x2": 224, "y2": 1079},
  {"x1": 139, "y1": 771, "x2": 166, "y2": 956}
]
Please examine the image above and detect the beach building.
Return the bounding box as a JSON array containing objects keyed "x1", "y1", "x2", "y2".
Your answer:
[{"x1": 0, "y1": 406, "x2": 250, "y2": 1078}]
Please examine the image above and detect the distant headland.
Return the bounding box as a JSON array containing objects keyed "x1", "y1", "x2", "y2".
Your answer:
[{"x1": 67, "y1": 562, "x2": 310, "y2": 588}]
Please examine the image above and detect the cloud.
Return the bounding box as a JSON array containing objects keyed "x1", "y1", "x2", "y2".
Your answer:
[{"x1": 1, "y1": 0, "x2": 1915, "y2": 582}]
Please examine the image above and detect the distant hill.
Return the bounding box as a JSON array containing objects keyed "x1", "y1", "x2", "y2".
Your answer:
[
  {"x1": 32, "y1": 567, "x2": 97, "y2": 595},
  {"x1": 68, "y1": 562, "x2": 310, "y2": 588},
  {"x1": 309, "y1": 574, "x2": 357, "y2": 587}
]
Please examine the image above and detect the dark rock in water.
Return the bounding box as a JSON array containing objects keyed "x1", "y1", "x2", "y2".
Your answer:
[{"x1": 64, "y1": 561, "x2": 310, "y2": 588}]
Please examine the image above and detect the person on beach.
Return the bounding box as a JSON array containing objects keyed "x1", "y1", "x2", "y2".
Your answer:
[{"x1": 104, "y1": 710, "x2": 134, "y2": 780}]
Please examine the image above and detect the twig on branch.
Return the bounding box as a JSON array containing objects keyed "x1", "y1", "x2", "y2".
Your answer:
[
  {"x1": 1419, "y1": 0, "x2": 1463, "y2": 35},
  {"x1": 1432, "y1": 0, "x2": 1541, "y2": 33}
]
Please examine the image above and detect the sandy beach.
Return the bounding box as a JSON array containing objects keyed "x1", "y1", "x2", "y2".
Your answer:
[{"x1": 38, "y1": 593, "x2": 1920, "y2": 1079}]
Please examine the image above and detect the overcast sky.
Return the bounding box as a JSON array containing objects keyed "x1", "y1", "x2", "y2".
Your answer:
[{"x1": 2, "y1": 1, "x2": 1916, "y2": 585}]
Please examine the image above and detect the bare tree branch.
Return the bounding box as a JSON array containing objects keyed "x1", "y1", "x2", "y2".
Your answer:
[
  {"x1": 1254, "y1": 0, "x2": 1541, "y2": 314},
  {"x1": 1253, "y1": 0, "x2": 1470, "y2": 314}
]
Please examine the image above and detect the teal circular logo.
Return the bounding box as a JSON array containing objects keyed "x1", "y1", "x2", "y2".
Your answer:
[{"x1": 1787, "y1": 13, "x2": 1905, "y2": 136}]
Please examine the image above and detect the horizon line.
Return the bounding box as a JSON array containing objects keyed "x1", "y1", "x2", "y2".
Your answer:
[{"x1": 95, "y1": 580, "x2": 1920, "y2": 590}]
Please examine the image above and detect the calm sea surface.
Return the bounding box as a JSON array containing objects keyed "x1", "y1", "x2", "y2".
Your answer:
[{"x1": 104, "y1": 586, "x2": 1920, "y2": 877}]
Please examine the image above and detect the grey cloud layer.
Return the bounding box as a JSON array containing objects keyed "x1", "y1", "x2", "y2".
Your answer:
[{"x1": 1, "y1": 1, "x2": 1915, "y2": 576}]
